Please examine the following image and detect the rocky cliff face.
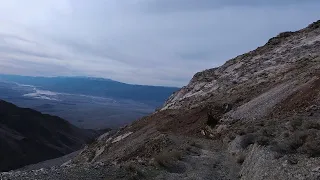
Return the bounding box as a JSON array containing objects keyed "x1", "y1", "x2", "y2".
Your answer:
[{"x1": 2, "y1": 20, "x2": 320, "y2": 180}]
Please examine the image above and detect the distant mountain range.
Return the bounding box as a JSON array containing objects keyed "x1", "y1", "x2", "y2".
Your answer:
[
  {"x1": 0, "y1": 74, "x2": 179, "y2": 107},
  {"x1": 0, "y1": 74, "x2": 179, "y2": 129}
]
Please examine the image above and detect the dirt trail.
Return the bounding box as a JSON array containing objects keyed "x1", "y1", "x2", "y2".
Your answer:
[{"x1": 154, "y1": 136, "x2": 240, "y2": 180}]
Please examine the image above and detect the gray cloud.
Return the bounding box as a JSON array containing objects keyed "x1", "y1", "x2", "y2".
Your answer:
[
  {"x1": 140, "y1": 0, "x2": 320, "y2": 13},
  {"x1": 0, "y1": 0, "x2": 319, "y2": 86}
]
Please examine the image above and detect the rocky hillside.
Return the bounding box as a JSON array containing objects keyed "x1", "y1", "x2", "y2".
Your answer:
[
  {"x1": 163, "y1": 21, "x2": 320, "y2": 111},
  {"x1": 1, "y1": 20, "x2": 320, "y2": 180},
  {"x1": 0, "y1": 100, "x2": 98, "y2": 172}
]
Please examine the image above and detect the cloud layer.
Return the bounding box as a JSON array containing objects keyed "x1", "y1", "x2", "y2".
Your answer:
[{"x1": 0, "y1": 0, "x2": 319, "y2": 86}]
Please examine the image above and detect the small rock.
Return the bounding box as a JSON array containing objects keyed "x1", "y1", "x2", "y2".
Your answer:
[
  {"x1": 201, "y1": 130, "x2": 206, "y2": 136},
  {"x1": 312, "y1": 166, "x2": 320, "y2": 172},
  {"x1": 287, "y1": 158, "x2": 298, "y2": 165}
]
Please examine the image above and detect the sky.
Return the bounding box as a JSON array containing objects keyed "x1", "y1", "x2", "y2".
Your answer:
[{"x1": 0, "y1": 0, "x2": 319, "y2": 87}]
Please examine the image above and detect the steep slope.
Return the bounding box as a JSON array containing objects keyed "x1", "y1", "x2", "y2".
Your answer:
[
  {"x1": 2, "y1": 20, "x2": 320, "y2": 180},
  {"x1": 163, "y1": 22, "x2": 320, "y2": 111},
  {"x1": 0, "y1": 100, "x2": 98, "y2": 172}
]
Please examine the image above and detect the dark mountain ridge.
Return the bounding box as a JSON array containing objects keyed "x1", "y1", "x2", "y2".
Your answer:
[{"x1": 0, "y1": 100, "x2": 98, "y2": 172}]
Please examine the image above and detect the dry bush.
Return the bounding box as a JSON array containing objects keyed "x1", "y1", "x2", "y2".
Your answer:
[
  {"x1": 303, "y1": 120, "x2": 320, "y2": 130},
  {"x1": 124, "y1": 163, "x2": 145, "y2": 180},
  {"x1": 154, "y1": 150, "x2": 186, "y2": 173},
  {"x1": 190, "y1": 142, "x2": 203, "y2": 149},
  {"x1": 301, "y1": 140, "x2": 320, "y2": 157},
  {"x1": 289, "y1": 118, "x2": 303, "y2": 130},
  {"x1": 240, "y1": 134, "x2": 256, "y2": 149},
  {"x1": 255, "y1": 136, "x2": 270, "y2": 146},
  {"x1": 269, "y1": 118, "x2": 320, "y2": 157},
  {"x1": 155, "y1": 150, "x2": 183, "y2": 167},
  {"x1": 298, "y1": 130, "x2": 320, "y2": 157},
  {"x1": 229, "y1": 114, "x2": 320, "y2": 157},
  {"x1": 236, "y1": 154, "x2": 246, "y2": 164},
  {"x1": 270, "y1": 131, "x2": 307, "y2": 154}
]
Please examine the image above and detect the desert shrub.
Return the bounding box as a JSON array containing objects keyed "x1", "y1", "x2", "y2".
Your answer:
[
  {"x1": 289, "y1": 118, "x2": 303, "y2": 130},
  {"x1": 240, "y1": 134, "x2": 256, "y2": 149},
  {"x1": 270, "y1": 141, "x2": 287, "y2": 154},
  {"x1": 273, "y1": 152, "x2": 284, "y2": 159},
  {"x1": 86, "y1": 137, "x2": 98, "y2": 145},
  {"x1": 308, "y1": 20, "x2": 320, "y2": 29},
  {"x1": 268, "y1": 124, "x2": 320, "y2": 158},
  {"x1": 245, "y1": 125, "x2": 255, "y2": 134},
  {"x1": 185, "y1": 146, "x2": 201, "y2": 156},
  {"x1": 236, "y1": 154, "x2": 246, "y2": 164},
  {"x1": 185, "y1": 146, "x2": 191, "y2": 151},
  {"x1": 270, "y1": 131, "x2": 307, "y2": 154},
  {"x1": 230, "y1": 115, "x2": 320, "y2": 158},
  {"x1": 298, "y1": 131, "x2": 320, "y2": 157},
  {"x1": 154, "y1": 150, "x2": 186, "y2": 173},
  {"x1": 228, "y1": 132, "x2": 237, "y2": 141},
  {"x1": 237, "y1": 129, "x2": 246, "y2": 136},
  {"x1": 124, "y1": 163, "x2": 145, "y2": 179},
  {"x1": 255, "y1": 136, "x2": 270, "y2": 146},
  {"x1": 288, "y1": 133, "x2": 306, "y2": 150},
  {"x1": 303, "y1": 120, "x2": 320, "y2": 130},
  {"x1": 155, "y1": 151, "x2": 183, "y2": 167},
  {"x1": 267, "y1": 37, "x2": 281, "y2": 46},
  {"x1": 277, "y1": 31, "x2": 294, "y2": 38},
  {"x1": 301, "y1": 140, "x2": 320, "y2": 157},
  {"x1": 256, "y1": 122, "x2": 265, "y2": 127},
  {"x1": 266, "y1": 120, "x2": 277, "y2": 126},
  {"x1": 266, "y1": 31, "x2": 293, "y2": 46},
  {"x1": 282, "y1": 132, "x2": 290, "y2": 138},
  {"x1": 190, "y1": 142, "x2": 203, "y2": 149},
  {"x1": 260, "y1": 127, "x2": 275, "y2": 138}
]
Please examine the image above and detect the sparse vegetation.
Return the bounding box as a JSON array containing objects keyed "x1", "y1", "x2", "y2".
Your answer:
[
  {"x1": 289, "y1": 118, "x2": 303, "y2": 130},
  {"x1": 277, "y1": 31, "x2": 294, "y2": 38},
  {"x1": 124, "y1": 163, "x2": 145, "y2": 180},
  {"x1": 228, "y1": 133, "x2": 237, "y2": 141},
  {"x1": 190, "y1": 142, "x2": 203, "y2": 149},
  {"x1": 240, "y1": 134, "x2": 255, "y2": 149},
  {"x1": 255, "y1": 136, "x2": 270, "y2": 146},
  {"x1": 270, "y1": 121, "x2": 320, "y2": 157},
  {"x1": 155, "y1": 150, "x2": 183, "y2": 167},
  {"x1": 270, "y1": 131, "x2": 306, "y2": 154},
  {"x1": 308, "y1": 20, "x2": 320, "y2": 29},
  {"x1": 154, "y1": 150, "x2": 186, "y2": 173},
  {"x1": 229, "y1": 113, "x2": 320, "y2": 158},
  {"x1": 303, "y1": 120, "x2": 320, "y2": 130},
  {"x1": 236, "y1": 154, "x2": 246, "y2": 164},
  {"x1": 186, "y1": 144, "x2": 202, "y2": 156}
]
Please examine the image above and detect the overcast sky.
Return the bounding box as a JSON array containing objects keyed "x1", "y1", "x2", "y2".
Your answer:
[{"x1": 0, "y1": 0, "x2": 319, "y2": 86}]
